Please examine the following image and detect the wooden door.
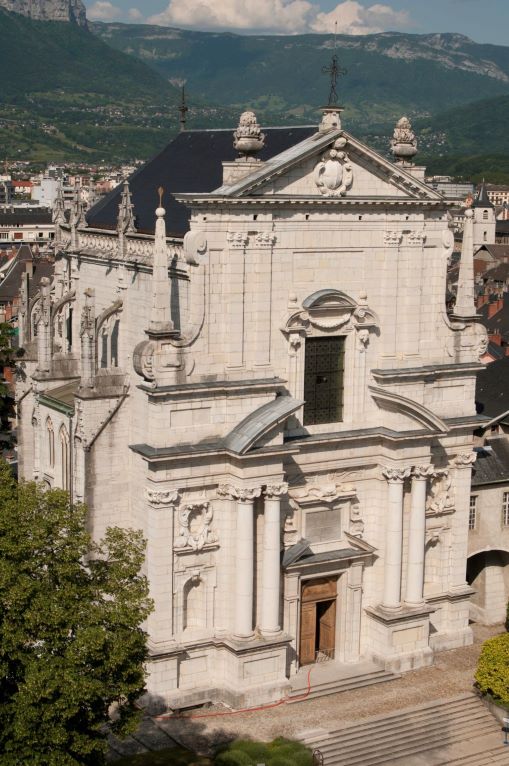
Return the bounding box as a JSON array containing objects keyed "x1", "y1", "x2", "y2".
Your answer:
[
  {"x1": 318, "y1": 600, "x2": 336, "y2": 657},
  {"x1": 299, "y1": 602, "x2": 316, "y2": 666}
]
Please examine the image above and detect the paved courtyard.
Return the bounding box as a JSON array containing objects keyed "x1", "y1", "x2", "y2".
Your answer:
[{"x1": 110, "y1": 623, "x2": 506, "y2": 760}]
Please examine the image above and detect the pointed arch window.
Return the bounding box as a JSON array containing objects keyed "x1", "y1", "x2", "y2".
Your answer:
[
  {"x1": 59, "y1": 425, "x2": 70, "y2": 491},
  {"x1": 46, "y1": 417, "x2": 55, "y2": 468}
]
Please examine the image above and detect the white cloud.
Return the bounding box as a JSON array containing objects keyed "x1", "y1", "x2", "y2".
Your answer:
[
  {"x1": 127, "y1": 7, "x2": 144, "y2": 21},
  {"x1": 147, "y1": 0, "x2": 410, "y2": 35},
  {"x1": 87, "y1": 1, "x2": 123, "y2": 21},
  {"x1": 312, "y1": 1, "x2": 410, "y2": 34}
]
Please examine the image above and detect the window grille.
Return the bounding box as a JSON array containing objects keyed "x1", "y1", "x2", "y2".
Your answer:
[
  {"x1": 503, "y1": 492, "x2": 509, "y2": 527},
  {"x1": 303, "y1": 337, "x2": 345, "y2": 425},
  {"x1": 469, "y1": 496, "x2": 477, "y2": 530}
]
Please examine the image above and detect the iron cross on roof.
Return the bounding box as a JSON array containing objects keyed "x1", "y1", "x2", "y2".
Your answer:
[{"x1": 322, "y1": 53, "x2": 347, "y2": 107}]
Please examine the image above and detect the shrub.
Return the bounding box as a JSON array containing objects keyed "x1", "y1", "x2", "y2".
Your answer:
[
  {"x1": 475, "y1": 633, "x2": 509, "y2": 707},
  {"x1": 214, "y1": 738, "x2": 313, "y2": 766}
]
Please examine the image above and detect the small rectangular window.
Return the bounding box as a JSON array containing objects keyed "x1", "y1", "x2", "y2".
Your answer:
[
  {"x1": 303, "y1": 336, "x2": 345, "y2": 426},
  {"x1": 469, "y1": 496, "x2": 477, "y2": 530},
  {"x1": 503, "y1": 492, "x2": 509, "y2": 527}
]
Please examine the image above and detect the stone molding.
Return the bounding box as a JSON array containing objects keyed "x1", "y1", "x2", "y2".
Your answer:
[
  {"x1": 314, "y1": 137, "x2": 353, "y2": 197},
  {"x1": 217, "y1": 484, "x2": 262, "y2": 503},
  {"x1": 426, "y1": 470, "x2": 455, "y2": 515},
  {"x1": 382, "y1": 466, "x2": 412, "y2": 483},
  {"x1": 264, "y1": 483, "x2": 288, "y2": 499}
]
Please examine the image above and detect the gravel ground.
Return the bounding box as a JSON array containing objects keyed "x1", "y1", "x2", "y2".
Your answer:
[{"x1": 151, "y1": 623, "x2": 505, "y2": 754}]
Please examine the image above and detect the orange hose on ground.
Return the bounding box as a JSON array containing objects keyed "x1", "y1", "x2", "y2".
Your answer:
[{"x1": 153, "y1": 667, "x2": 314, "y2": 721}]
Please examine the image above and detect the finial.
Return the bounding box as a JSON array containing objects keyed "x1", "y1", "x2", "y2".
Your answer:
[
  {"x1": 233, "y1": 111, "x2": 265, "y2": 160},
  {"x1": 391, "y1": 117, "x2": 417, "y2": 165},
  {"x1": 156, "y1": 187, "x2": 165, "y2": 217},
  {"x1": 179, "y1": 86, "x2": 188, "y2": 132},
  {"x1": 321, "y1": 27, "x2": 347, "y2": 108}
]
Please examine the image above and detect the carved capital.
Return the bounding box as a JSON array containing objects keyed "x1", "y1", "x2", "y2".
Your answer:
[
  {"x1": 145, "y1": 487, "x2": 180, "y2": 507},
  {"x1": 227, "y1": 231, "x2": 249, "y2": 249},
  {"x1": 453, "y1": 452, "x2": 477, "y2": 469},
  {"x1": 382, "y1": 467, "x2": 411, "y2": 483},
  {"x1": 255, "y1": 232, "x2": 277, "y2": 248},
  {"x1": 264, "y1": 483, "x2": 289, "y2": 499},
  {"x1": 384, "y1": 231, "x2": 403, "y2": 246},
  {"x1": 412, "y1": 465, "x2": 435, "y2": 480},
  {"x1": 217, "y1": 484, "x2": 261, "y2": 503}
]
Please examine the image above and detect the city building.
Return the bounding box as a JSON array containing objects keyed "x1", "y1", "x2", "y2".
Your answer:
[
  {"x1": 16, "y1": 105, "x2": 487, "y2": 711},
  {"x1": 0, "y1": 207, "x2": 53, "y2": 244}
]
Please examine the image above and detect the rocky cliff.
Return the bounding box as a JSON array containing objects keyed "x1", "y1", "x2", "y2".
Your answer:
[{"x1": 0, "y1": 0, "x2": 87, "y2": 25}]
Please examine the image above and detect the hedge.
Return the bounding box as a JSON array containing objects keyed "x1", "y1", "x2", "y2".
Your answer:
[{"x1": 475, "y1": 633, "x2": 509, "y2": 707}]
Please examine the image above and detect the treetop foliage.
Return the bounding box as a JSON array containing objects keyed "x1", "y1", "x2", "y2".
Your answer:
[{"x1": 0, "y1": 460, "x2": 153, "y2": 765}]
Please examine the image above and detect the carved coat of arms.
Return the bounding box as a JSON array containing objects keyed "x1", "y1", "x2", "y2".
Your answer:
[{"x1": 314, "y1": 137, "x2": 353, "y2": 197}]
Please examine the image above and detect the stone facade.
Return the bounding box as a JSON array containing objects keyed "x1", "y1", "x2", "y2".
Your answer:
[{"x1": 17, "y1": 109, "x2": 488, "y2": 710}]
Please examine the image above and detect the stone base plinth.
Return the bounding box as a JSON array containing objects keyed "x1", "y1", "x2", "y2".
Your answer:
[
  {"x1": 365, "y1": 603, "x2": 436, "y2": 672},
  {"x1": 143, "y1": 634, "x2": 291, "y2": 713}
]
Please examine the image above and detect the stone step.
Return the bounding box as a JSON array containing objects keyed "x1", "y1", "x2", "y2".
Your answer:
[
  {"x1": 443, "y1": 746, "x2": 509, "y2": 766},
  {"x1": 301, "y1": 695, "x2": 503, "y2": 766},
  {"x1": 302, "y1": 695, "x2": 481, "y2": 744},
  {"x1": 288, "y1": 669, "x2": 399, "y2": 703},
  {"x1": 320, "y1": 719, "x2": 497, "y2": 766}
]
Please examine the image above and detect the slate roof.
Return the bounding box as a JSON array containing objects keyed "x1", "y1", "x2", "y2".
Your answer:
[
  {"x1": 481, "y1": 293, "x2": 509, "y2": 339},
  {"x1": 472, "y1": 438, "x2": 509, "y2": 486},
  {"x1": 0, "y1": 208, "x2": 52, "y2": 226},
  {"x1": 476, "y1": 244, "x2": 509, "y2": 262},
  {"x1": 87, "y1": 126, "x2": 316, "y2": 238},
  {"x1": 476, "y1": 356, "x2": 509, "y2": 419},
  {"x1": 483, "y1": 263, "x2": 509, "y2": 282},
  {"x1": 0, "y1": 245, "x2": 54, "y2": 305},
  {"x1": 473, "y1": 182, "x2": 494, "y2": 209}
]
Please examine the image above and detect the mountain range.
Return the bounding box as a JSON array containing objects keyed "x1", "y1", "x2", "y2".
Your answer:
[{"x1": 1, "y1": 3, "x2": 508, "y2": 179}]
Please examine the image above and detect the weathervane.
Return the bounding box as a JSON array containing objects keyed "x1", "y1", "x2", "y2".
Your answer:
[{"x1": 322, "y1": 21, "x2": 347, "y2": 106}]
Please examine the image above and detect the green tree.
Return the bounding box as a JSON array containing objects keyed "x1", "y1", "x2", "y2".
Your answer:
[
  {"x1": 0, "y1": 461, "x2": 153, "y2": 765},
  {"x1": 0, "y1": 322, "x2": 19, "y2": 441},
  {"x1": 475, "y1": 633, "x2": 509, "y2": 708}
]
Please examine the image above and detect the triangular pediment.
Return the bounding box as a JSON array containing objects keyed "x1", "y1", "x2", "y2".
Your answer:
[{"x1": 213, "y1": 129, "x2": 442, "y2": 203}]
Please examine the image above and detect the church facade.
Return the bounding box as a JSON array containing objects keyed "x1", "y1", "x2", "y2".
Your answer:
[{"x1": 16, "y1": 106, "x2": 488, "y2": 710}]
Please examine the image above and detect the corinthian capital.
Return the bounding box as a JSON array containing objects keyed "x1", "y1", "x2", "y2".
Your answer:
[
  {"x1": 453, "y1": 452, "x2": 477, "y2": 469},
  {"x1": 382, "y1": 466, "x2": 411, "y2": 483},
  {"x1": 264, "y1": 483, "x2": 289, "y2": 499},
  {"x1": 412, "y1": 465, "x2": 435, "y2": 480},
  {"x1": 217, "y1": 484, "x2": 262, "y2": 502}
]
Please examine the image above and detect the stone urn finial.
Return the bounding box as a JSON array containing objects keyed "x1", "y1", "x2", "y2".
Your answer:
[
  {"x1": 391, "y1": 116, "x2": 417, "y2": 164},
  {"x1": 233, "y1": 111, "x2": 265, "y2": 160}
]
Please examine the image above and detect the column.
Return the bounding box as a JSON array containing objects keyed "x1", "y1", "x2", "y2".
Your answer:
[
  {"x1": 405, "y1": 465, "x2": 433, "y2": 607},
  {"x1": 261, "y1": 483, "x2": 288, "y2": 637},
  {"x1": 36, "y1": 277, "x2": 52, "y2": 374},
  {"x1": 451, "y1": 452, "x2": 477, "y2": 590},
  {"x1": 382, "y1": 467, "x2": 410, "y2": 609},
  {"x1": 145, "y1": 487, "x2": 180, "y2": 644},
  {"x1": 232, "y1": 485, "x2": 261, "y2": 639}
]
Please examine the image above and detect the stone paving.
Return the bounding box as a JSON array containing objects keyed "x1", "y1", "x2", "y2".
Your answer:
[{"x1": 110, "y1": 623, "x2": 505, "y2": 760}]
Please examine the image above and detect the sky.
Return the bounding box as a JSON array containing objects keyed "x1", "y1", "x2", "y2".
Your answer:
[{"x1": 84, "y1": 0, "x2": 509, "y2": 46}]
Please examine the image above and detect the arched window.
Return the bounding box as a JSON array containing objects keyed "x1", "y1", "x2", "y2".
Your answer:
[
  {"x1": 98, "y1": 315, "x2": 121, "y2": 370},
  {"x1": 483, "y1": 210, "x2": 489, "y2": 221},
  {"x1": 59, "y1": 425, "x2": 69, "y2": 490},
  {"x1": 484, "y1": 230, "x2": 488, "y2": 242},
  {"x1": 46, "y1": 417, "x2": 55, "y2": 468}
]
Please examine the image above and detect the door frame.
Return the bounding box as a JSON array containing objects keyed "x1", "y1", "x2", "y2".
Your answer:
[{"x1": 299, "y1": 576, "x2": 338, "y2": 666}]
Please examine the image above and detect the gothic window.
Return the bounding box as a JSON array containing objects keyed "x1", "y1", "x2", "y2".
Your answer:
[
  {"x1": 46, "y1": 417, "x2": 55, "y2": 468},
  {"x1": 111, "y1": 319, "x2": 119, "y2": 368},
  {"x1": 59, "y1": 426, "x2": 69, "y2": 491},
  {"x1": 100, "y1": 329, "x2": 108, "y2": 369},
  {"x1": 66, "y1": 308, "x2": 73, "y2": 352},
  {"x1": 98, "y1": 316, "x2": 121, "y2": 370},
  {"x1": 303, "y1": 336, "x2": 345, "y2": 425}
]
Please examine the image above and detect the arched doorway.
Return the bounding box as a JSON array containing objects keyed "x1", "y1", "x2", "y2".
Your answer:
[{"x1": 467, "y1": 550, "x2": 509, "y2": 624}]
